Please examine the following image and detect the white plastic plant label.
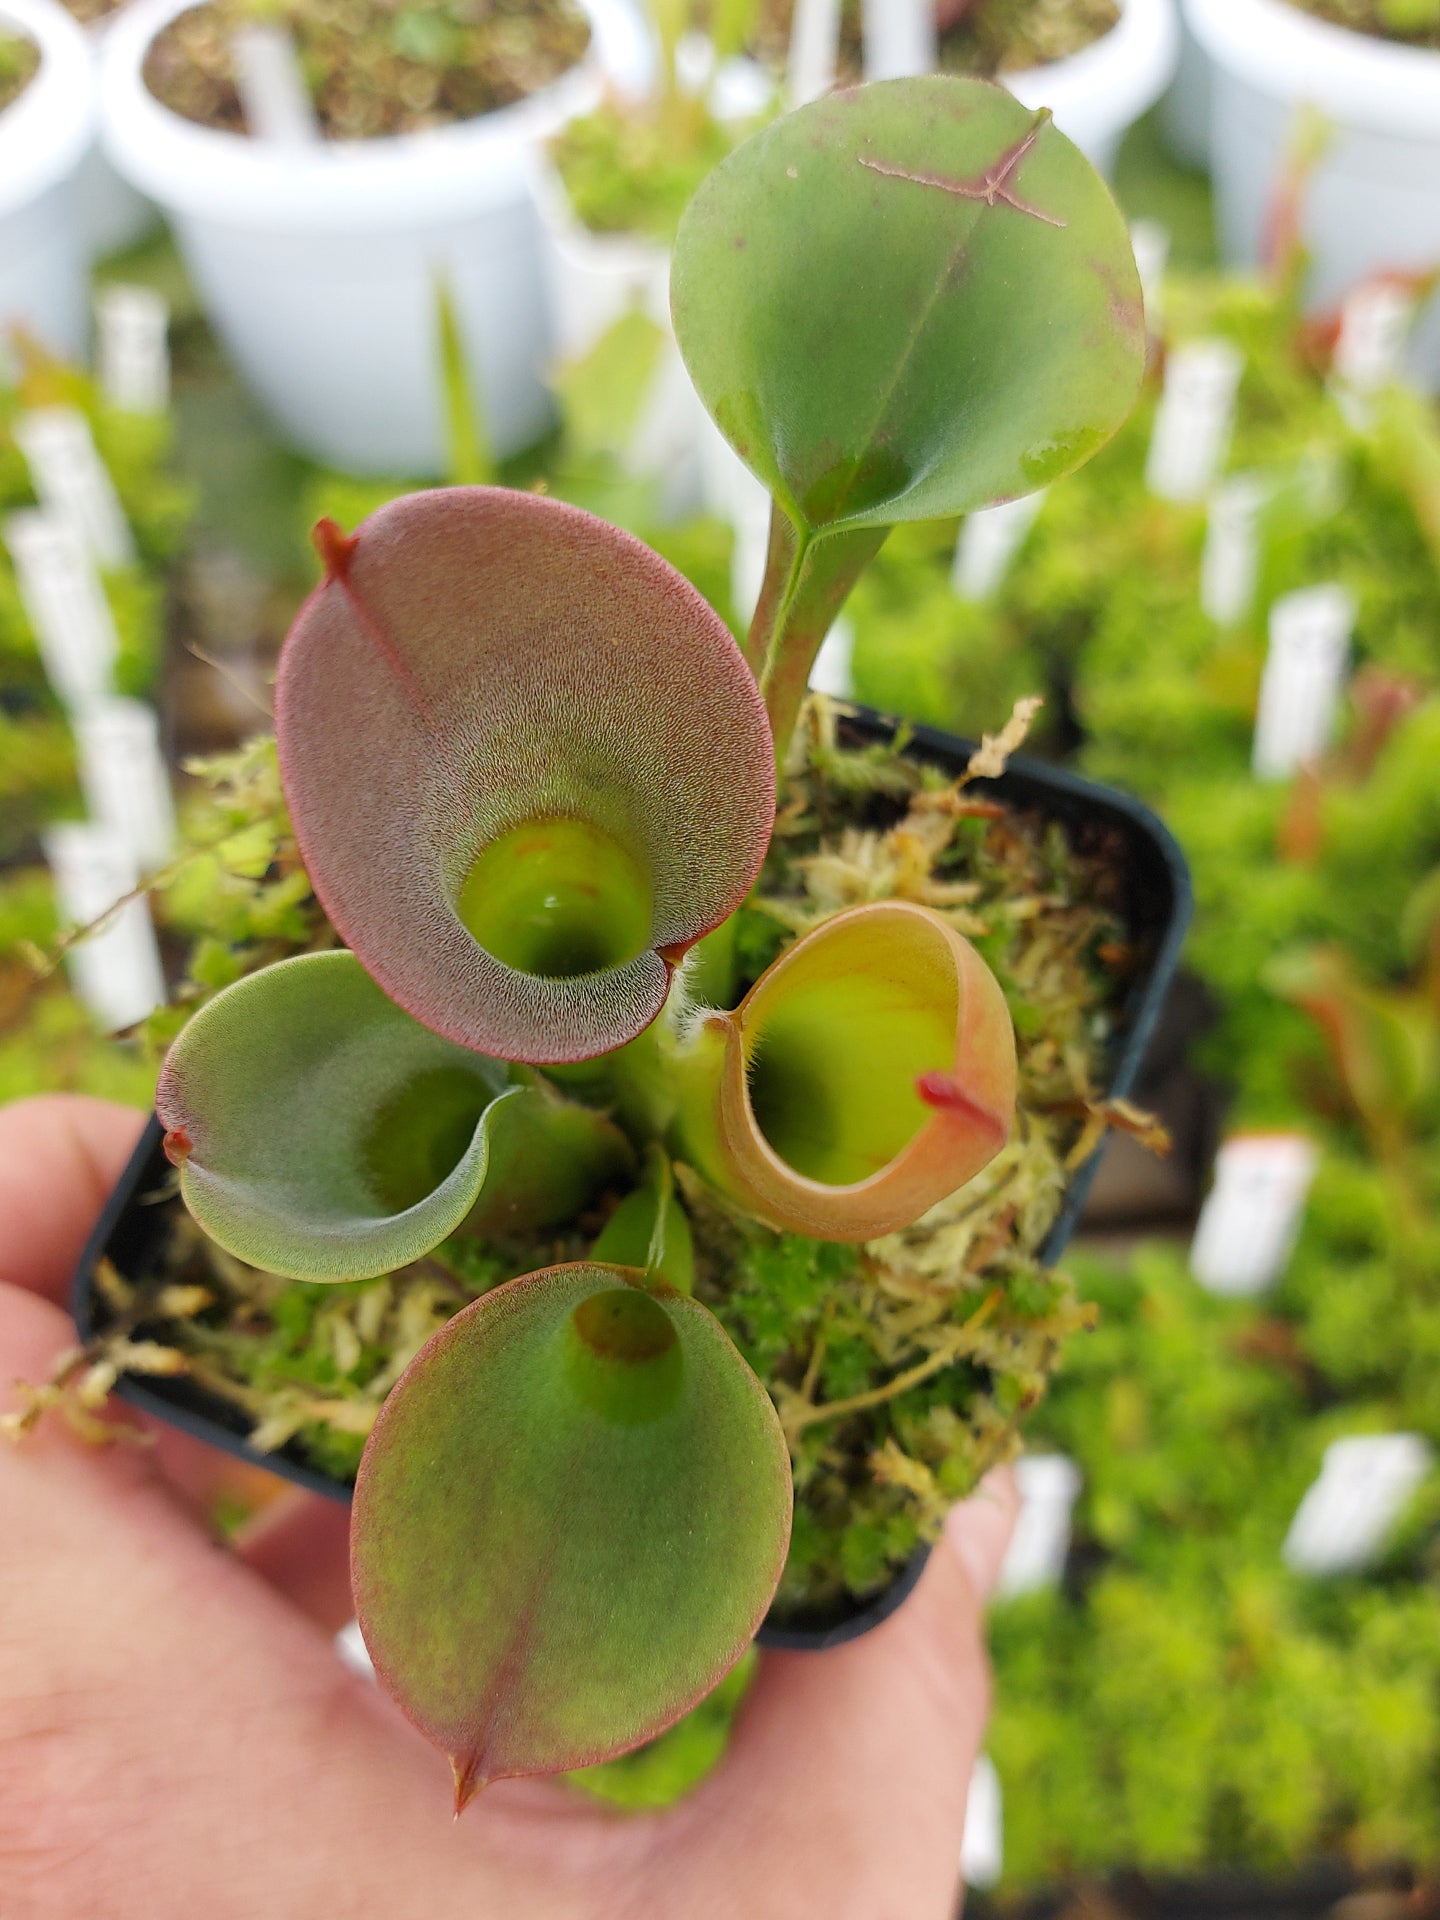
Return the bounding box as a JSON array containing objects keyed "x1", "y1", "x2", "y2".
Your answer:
[
  {"x1": 862, "y1": 0, "x2": 935, "y2": 79},
  {"x1": 14, "y1": 408, "x2": 136, "y2": 571},
  {"x1": 95, "y1": 284, "x2": 171, "y2": 416},
  {"x1": 1332, "y1": 277, "x2": 1416, "y2": 420},
  {"x1": 807, "y1": 616, "x2": 854, "y2": 699},
  {"x1": 1201, "y1": 473, "x2": 1270, "y2": 627},
  {"x1": 1144, "y1": 339, "x2": 1244, "y2": 506},
  {"x1": 2, "y1": 509, "x2": 119, "y2": 709},
  {"x1": 1283, "y1": 1434, "x2": 1433, "y2": 1577},
  {"x1": 951, "y1": 492, "x2": 1046, "y2": 603},
  {"x1": 960, "y1": 1756, "x2": 1003, "y2": 1890},
  {"x1": 1189, "y1": 1133, "x2": 1319, "y2": 1297},
  {"x1": 335, "y1": 1619, "x2": 376, "y2": 1679},
  {"x1": 75, "y1": 697, "x2": 176, "y2": 872},
  {"x1": 1129, "y1": 219, "x2": 1170, "y2": 336},
  {"x1": 1251, "y1": 583, "x2": 1355, "y2": 781},
  {"x1": 788, "y1": 0, "x2": 842, "y2": 103},
  {"x1": 233, "y1": 24, "x2": 322, "y2": 146},
  {"x1": 996, "y1": 1454, "x2": 1082, "y2": 1598},
  {"x1": 43, "y1": 822, "x2": 166, "y2": 1035}
]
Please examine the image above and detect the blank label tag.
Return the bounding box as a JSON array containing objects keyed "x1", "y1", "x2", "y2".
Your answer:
[
  {"x1": 96, "y1": 284, "x2": 171, "y2": 416},
  {"x1": 75, "y1": 697, "x2": 176, "y2": 872},
  {"x1": 1201, "y1": 474, "x2": 1269, "y2": 627},
  {"x1": 43, "y1": 822, "x2": 166, "y2": 1034},
  {"x1": 234, "y1": 24, "x2": 321, "y2": 146},
  {"x1": 1145, "y1": 339, "x2": 1244, "y2": 505},
  {"x1": 1252, "y1": 583, "x2": 1354, "y2": 781},
  {"x1": 1332, "y1": 278, "x2": 1416, "y2": 418},
  {"x1": 334, "y1": 1620, "x2": 376, "y2": 1679},
  {"x1": 951, "y1": 492, "x2": 1046, "y2": 602},
  {"x1": 1190, "y1": 1133, "x2": 1319, "y2": 1296},
  {"x1": 1284, "y1": 1434, "x2": 1433, "y2": 1576},
  {"x1": 862, "y1": 0, "x2": 935, "y2": 78},
  {"x1": 997, "y1": 1454, "x2": 1082, "y2": 1598},
  {"x1": 1130, "y1": 219, "x2": 1171, "y2": 336},
  {"x1": 3, "y1": 509, "x2": 119, "y2": 709},
  {"x1": 807, "y1": 616, "x2": 854, "y2": 699},
  {"x1": 961, "y1": 1756, "x2": 1003, "y2": 1890},
  {"x1": 788, "y1": 0, "x2": 841, "y2": 103},
  {"x1": 14, "y1": 408, "x2": 136, "y2": 570}
]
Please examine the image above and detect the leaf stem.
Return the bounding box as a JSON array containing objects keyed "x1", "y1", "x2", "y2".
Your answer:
[
  {"x1": 744, "y1": 510, "x2": 887, "y2": 765},
  {"x1": 742, "y1": 502, "x2": 801, "y2": 677}
]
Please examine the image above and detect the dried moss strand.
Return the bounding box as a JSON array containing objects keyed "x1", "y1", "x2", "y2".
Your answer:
[{"x1": 781, "y1": 1286, "x2": 1003, "y2": 1443}]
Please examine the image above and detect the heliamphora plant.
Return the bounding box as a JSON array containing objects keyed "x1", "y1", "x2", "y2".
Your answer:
[{"x1": 154, "y1": 77, "x2": 1143, "y2": 1805}]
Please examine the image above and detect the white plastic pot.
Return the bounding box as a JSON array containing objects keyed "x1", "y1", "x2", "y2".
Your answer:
[
  {"x1": 1159, "y1": 9, "x2": 1210, "y2": 170},
  {"x1": 0, "y1": 0, "x2": 95, "y2": 366},
  {"x1": 1003, "y1": 0, "x2": 1179, "y2": 177},
  {"x1": 1186, "y1": 0, "x2": 1440, "y2": 389},
  {"x1": 535, "y1": 166, "x2": 707, "y2": 514},
  {"x1": 99, "y1": 0, "x2": 649, "y2": 475}
]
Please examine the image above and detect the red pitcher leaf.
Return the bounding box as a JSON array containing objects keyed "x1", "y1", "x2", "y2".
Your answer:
[
  {"x1": 276, "y1": 488, "x2": 775, "y2": 1065},
  {"x1": 673, "y1": 900, "x2": 1018, "y2": 1239},
  {"x1": 351, "y1": 1262, "x2": 791, "y2": 1800},
  {"x1": 155, "y1": 951, "x2": 632, "y2": 1281}
]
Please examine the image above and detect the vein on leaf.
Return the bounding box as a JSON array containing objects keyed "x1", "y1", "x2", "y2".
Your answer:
[{"x1": 858, "y1": 119, "x2": 1067, "y2": 229}]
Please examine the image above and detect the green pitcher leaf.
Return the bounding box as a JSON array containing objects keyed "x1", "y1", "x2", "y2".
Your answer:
[
  {"x1": 671, "y1": 76, "x2": 1146, "y2": 539},
  {"x1": 591, "y1": 1147, "x2": 695, "y2": 1291},
  {"x1": 155, "y1": 951, "x2": 633, "y2": 1281},
  {"x1": 276, "y1": 489, "x2": 775, "y2": 1066},
  {"x1": 351, "y1": 1261, "x2": 791, "y2": 1802},
  {"x1": 673, "y1": 901, "x2": 1018, "y2": 1238}
]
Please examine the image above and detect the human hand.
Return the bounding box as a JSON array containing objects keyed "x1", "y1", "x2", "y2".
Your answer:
[{"x1": 0, "y1": 1095, "x2": 1017, "y2": 1920}]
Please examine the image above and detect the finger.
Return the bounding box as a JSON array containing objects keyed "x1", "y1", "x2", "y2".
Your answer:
[
  {"x1": 0, "y1": 1282, "x2": 655, "y2": 1918},
  {"x1": 0, "y1": 1095, "x2": 146, "y2": 1303},
  {"x1": 663, "y1": 1470, "x2": 1019, "y2": 1920},
  {"x1": 0, "y1": 1092, "x2": 291, "y2": 1528},
  {"x1": 231, "y1": 1488, "x2": 356, "y2": 1633}
]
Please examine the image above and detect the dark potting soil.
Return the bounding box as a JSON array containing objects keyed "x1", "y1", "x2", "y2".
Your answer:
[
  {"x1": 143, "y1": 0, "x2": 591, "y2": 140},
  {"x1": 740, "y1": 0, "x2": 1121, "y2": 83},
  {"x1": 1279, "y1": 0, "x2": 1440, "y2": 49}
]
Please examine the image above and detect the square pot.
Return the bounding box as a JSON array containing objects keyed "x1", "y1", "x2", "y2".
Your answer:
[{"x1": 72, "y1": 704, "x2": 1192, "y2": 1639}]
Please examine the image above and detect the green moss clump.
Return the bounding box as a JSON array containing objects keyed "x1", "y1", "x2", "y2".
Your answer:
[
  {"x1": 550, "y1": 95, "x2": 740, "y2": 242},
  {"x1": 987, "y1": 1242, "x2": 1440, "y2": 1882}
]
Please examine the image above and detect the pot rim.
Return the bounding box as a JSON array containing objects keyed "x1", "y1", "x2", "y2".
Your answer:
[
  {"x1": 1184, "y1": 0, "x2": 1440, "y2": 140},
  {"x1": 98, "y1": 0, "x2": 650, "y2": 231},
  {"x1": 0, "y1": 0, "x2": 95, "y2": 220},
  {"x1": 1006, "y1": 0, "x2": 1179, "y2": 133}
]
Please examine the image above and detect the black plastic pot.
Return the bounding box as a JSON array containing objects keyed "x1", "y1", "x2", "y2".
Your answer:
[{"x1": 72, "y1": 704, "x2": 1192, "y2": 1647}]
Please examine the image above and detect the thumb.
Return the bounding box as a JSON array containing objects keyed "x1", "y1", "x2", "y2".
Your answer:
[{"x1": 664, "y1": 1469, "x2": 1018, "y2": 1920}]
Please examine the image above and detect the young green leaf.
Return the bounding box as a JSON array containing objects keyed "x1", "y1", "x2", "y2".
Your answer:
[
  {"x1": 351, "y1": 1261, "x2": 791, "y2": 1804},
  {"x1": 591, "y1": 1146, "x2": 696, "y2": 1291},
  {"x1": 155, "y1": 951, "x2": 632, "y2": 1281},
  {"x1": 672, "y1": 77, "x2": 1145, "y2": 537},
  {"x1": 673, "y1": 900, "x2": 1017, "y2": 1238},
  {"x1": 670, "y1": 77, "x2": 1146, "y2": 747},
  {"x1": 275, "y1": 489, "x2": 775, "y2": 1066}
]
